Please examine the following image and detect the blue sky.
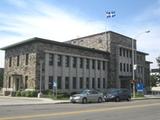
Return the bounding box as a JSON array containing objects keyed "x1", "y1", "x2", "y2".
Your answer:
[{"x1": 0, "y1": 0, "x2": 160, "y2": 68}]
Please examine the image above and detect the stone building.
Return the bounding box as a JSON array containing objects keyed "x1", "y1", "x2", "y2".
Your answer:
[
  {"x1": 1, "y1": 37, "x2": 109, "y2": 94},
  {"x1": 66, "y1": 31, "x2": 151, "y2": 91},
  {"x1": 1, "y1": 31, "x2": 151, "y2": 94}
]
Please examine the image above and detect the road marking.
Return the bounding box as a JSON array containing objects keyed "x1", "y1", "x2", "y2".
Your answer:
[{"x1": 0, "y1": 103, "x2": 160, "y2": 120}]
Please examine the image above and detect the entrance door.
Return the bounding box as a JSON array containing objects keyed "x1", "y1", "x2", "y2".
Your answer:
[{"x1": 16, "y1": 78, "x2": 20, "y2": 91}]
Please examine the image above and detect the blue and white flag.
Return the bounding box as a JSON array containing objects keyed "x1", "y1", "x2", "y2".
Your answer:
[{"x1": 106, "y1": 11, "x2": 116, "y2": 18}]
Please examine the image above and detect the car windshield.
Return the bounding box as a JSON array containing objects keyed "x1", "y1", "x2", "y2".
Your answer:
[
  {"x1": 106, "y1": 89, "x2": 119, "y2": 94},
  {"x1": 80, "y1": 90, "x2": 89, "y2": 94}
]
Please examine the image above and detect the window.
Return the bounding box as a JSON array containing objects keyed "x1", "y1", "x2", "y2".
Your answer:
[
  {"x1": 119, "y1": 48, "x2": 122, "y2": 56},
  {"x1": 8, "y1": 76, "x2": 11, "y2": 88},
  {"x1": 49, "y1": 54, "x2": 54, "y2": 65},
  {"x1": 25, "y1": 54, "x2": 29, "y2": 65},
  {"x1": 86, "y1": 59, "x2": 90, "y2": 69},
  {"x1": 123, "y1": 49, "x2": 125, "y2": 57},
  {"x1": 86, "y1": 77, "x2": 89, "y2": 89},
  {"x1": 103, "y1": 61, "x2": 105, "y2": 70},
  {"x1": 73, "y1": 57, "x2": 77, "y2": 68},
  {"x1": 103, "y1": 78, "x2": 106, "y2": 88},
  {"x1": 9, "y1": 57, "x2": 12, "y2": 67},
  {"x1": 92, "y1": 60, "x2": 95, "y2": 69},
  {"x1": 57, "y1": 76, "x2": 62, "y2": 89},
  {"x1": 123, "y1": 63, "x2": 126, "y2": 72},
  {"x1": 98, "y1": 61, "x2": 101, "y2": 70},
  {"x1": 92, "y1": 78, "x2": 95, "y2": 89},
  {"x1": 65, "y1": 56, "x2": 70, "y2": 67},
  {"x1": 80, "y1": 77, "x2": 83, "y2": 89},
  {"x1": 127, "y1": 64, "x2": 129, "y2": 72},
  {"x1": 80, "y1": 58, "x2": 83, "y2": 68},
  {"x1": 72, "y1": 77, "x2": 76, "y2": 89},
  {"x1": 49, "y1": 76, "x2": 53, "y2": 89},
  {"x1": 130, "y1": 51, "x2": 132, "y2": 58},
  {"x1": 130, "y1": 64, "x2": 132, "y2": 72},
  {"x1": 98, "y1": 78, "x2": 100, "y2": 88},
  {"x1": 120, "y1": 63, "x2": 122, "y2": 72},
  {"x1": 17, "y1": 56, "x2": 19, "y2": 66},
  {"x1": 25, "y1": 76, "x2": 28, "y2": 89},
  {"x1": 57, "y1": 55, "x2": 62, "y2": 66},
  {"x1": 65, "y1": 77, "x2": 69, "y2": 89},
  {"x1": 126, "y1": 50, "x2": 129, "y2": 57}
]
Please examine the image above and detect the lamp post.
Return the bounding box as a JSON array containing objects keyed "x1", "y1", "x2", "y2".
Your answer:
[{"x1": 132, "y1": 30, "x2": 150, "y2": 98}]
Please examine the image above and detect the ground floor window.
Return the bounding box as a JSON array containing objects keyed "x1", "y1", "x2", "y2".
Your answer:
[{"x1": 57, "y1": 76, "x2": 62, "y2": 89}]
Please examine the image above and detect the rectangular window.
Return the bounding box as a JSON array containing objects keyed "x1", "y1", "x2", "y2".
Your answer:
[
  {"x1": 130, "y1": 51, "x2": 132, "y2": 58},
  {"x1": 80, "y1": 77, "x2": 83, "y2": 89},
  {"x1": 25, "y1": 76, "x2": 28, "y2": 89},
  {"x1": 127, "y1": 64, "x2": 129, "y2": 72},
  {"x1": 57, "y1": 76, "x2": 62, "y2": 89},
  {"x1": 65, "y1": 77, "x2": 69, "y2": 89},
  {"x1": 86, "y1": 77, "x2": 89, "y2": 89},
  {"x1": 98, "y1": 61, "x2": 101, "y2": 70},
  {"x1": 72, "y1": 77, "x2": 76, "y2": 89},
  {"x1": 103, "y1": 61, "x2": 105, "y2": 70},
  {"x1": 73, "y1": 57, "x2": 77, "y2": 68},
  {"x1": 103, "y1": 78, "x2": 106, "y2": 88},
  {"x1": 65, "y1": 56, "x2": 70, "y2": 67},
  {"x1": 92, "y1": 60, "x2": 95, "y2": 69},
  {"x1": 92, "y1": 78, "x2": 95, "y2": 89},
  {"x1": 9, "y1": 57, "x2": 12, "y2": 67},
  {"x1": 123, "y1": 49, "x2": 125, "y2": 57},
  {"x1": 119, "y1": 48, "x2": 122, "y2": 56},
  {"x1": 49, "y1": 54, "x2": 54, "y2": 65},
  {"x1": 8, "y1": 76, "x2": 11, "y2": 88},
  {"x1": 25, "y1": 54, "x2": 29, "y2": 65},
  {"x1": 57, "y1": 55, "x2": 62, "y2": 66},
  {"x1": 17, "y1": 56, "x2": 20, "y2": 66},
  {"x1": 123, "y1": 63, "x2": 126, "y2": 72},
  {"x1": 98, "y1": 78, "x2": 100, "y2": 88},
  {"x1": 126, "y1": 50, "x2": 129, "y2": 57},
  {"x1": 86, "y1": 59, "x2": 90, "y2": 69},
  {"x1": 130, "y1": 64, "x2": 132, "y2": 72},
  {"x1": 80, "y1": 58, "x2": 83, "y2": 68},
  {"x1": 120, "y1": 63, "x2": 122, "y2": 72},
  {"x1": 48, "y1": 76, "x2": 53, "y2": 89}
]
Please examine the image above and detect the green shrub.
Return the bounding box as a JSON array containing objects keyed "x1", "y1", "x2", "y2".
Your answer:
[
  {"x1": 16, "y1": 90, "x2": 21, "y2": 96},
  {"x1": 21, "y1": 91, "x2": 26, "y2": 97}
]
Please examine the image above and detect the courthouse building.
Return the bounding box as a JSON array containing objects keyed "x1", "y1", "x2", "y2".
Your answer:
[{"x1": 1, "y1": 31, "x2": 151, "y2": 94}]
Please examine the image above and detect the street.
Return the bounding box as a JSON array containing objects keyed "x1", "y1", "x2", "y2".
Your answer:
[{"x1": 0, "y1": 99, "x2": 160, "y2": 120}]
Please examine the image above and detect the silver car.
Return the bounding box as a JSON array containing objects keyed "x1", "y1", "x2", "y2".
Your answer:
[{"x1": 70, "y1": 89, "x2": 104, "y2": 103}]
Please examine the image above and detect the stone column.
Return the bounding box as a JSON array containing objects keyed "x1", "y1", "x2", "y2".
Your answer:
[
  {"x1": 95, "y1": 60, "x2": 98, "y2": 89},
  {"x1": 53, "y1": 54, "x2": 57, "y2": 88},
  {"x1": 61, "y1": 55, "x2": 65, "y2": 91},
  {"x1": 44, "y1": 53, "x2": 49, "y2": 90},
  {"x1": 76, "y1": 58, "x2": 80, "y2": 90},
  {"x1": 69, "y1": 56, "x2": 73, "y2": 91},
  {"x1": 83, "y1": 58, "x2": 86, "y2": 89},
  {"x1": 89, "y1": 59, "x2": 92, "y2": 89},
  {"x1": 100, "y1": 61, "x2": 103, "y2": 89}
]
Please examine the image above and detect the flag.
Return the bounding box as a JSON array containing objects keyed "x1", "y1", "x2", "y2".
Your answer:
[{"x1": 106, "y1": 11, "x2": 116, "y2": 18}]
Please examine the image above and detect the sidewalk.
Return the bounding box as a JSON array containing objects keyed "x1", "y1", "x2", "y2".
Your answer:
[{"x1": 0, "y1": 96, "x2": 70, "y2": 106}]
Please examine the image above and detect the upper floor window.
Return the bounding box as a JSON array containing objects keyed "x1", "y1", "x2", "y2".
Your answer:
[
  {"x1": 9, "y1": 57, "x2": 12, "y2": 67},
  {"x1": 103, "y1": 61, "x2": 105, "y2": 70},
  {"x1": 80, "y1": 58, "x2": 83, "y2": 68},
  {"x1": 97, "y1": 60, "x2": 101, "y2": 70},
  {"x1": 92, "y1": 60, "x2": 95, "y2": 69},
  {"x1": 73, "y1": 57, "x2": 77, "y2": 68},
  {"x1": 123, "y1": 63, "x2": 126, "y2": 72},
  {"x1": 17, "y1": 56, "x2": 20, "y2": 66},
  {"x1": 119, "y1": 48, "x2": 122, "y2": 56},
  {"x1": 120, "y1": 63, "x2": 122, "y2": 72},
  {"x1": 49, "y1": 54, "x2": 54, "y2": 65},
  {"x1": 65, "y1": 56, "x2": 70, "y2": 67},
  {"x1": 123, "y1": 49, "x2": 125, "y2": 57},
  {"x1": 25, "y1": 54, "x2": 29, "y2": 65},
  {"x1": 86, "y1": 59, "x2": 90, "y2": 69},
  {"x1": 57, "y1": 55, "x2": 62, "y2": 66}
]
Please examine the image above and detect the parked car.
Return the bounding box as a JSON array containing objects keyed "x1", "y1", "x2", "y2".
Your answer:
[
  {"x1": 70, "y1": 89, "x2": 104, "y2": 103},
  {"x1": 104, "y1": 88, "x2": 131, "y2": 102}
]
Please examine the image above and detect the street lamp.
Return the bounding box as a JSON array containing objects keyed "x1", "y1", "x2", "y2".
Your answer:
[{"x1": 132, "y1": 30, "x2": 150, "y2": 98}]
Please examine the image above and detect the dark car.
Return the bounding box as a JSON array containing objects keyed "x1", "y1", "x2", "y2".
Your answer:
[{"x1": 104, "y1": 88, "x2": 131, "y2": 102}]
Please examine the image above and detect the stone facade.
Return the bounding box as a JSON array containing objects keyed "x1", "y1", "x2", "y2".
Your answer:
[
  {"x1": 1, "y1": 31, "x2": 151, "y2": 94},
  {"x1": 1, "y1": 38, "x2": 109, "y2": 94},
  {"x1": 66, "y1": 31, "x2": 151, "y2": 91}
]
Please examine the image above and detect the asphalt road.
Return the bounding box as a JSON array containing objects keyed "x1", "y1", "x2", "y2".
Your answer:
[{"x1": 0, "y1": 99, "x2": 160, "y2": 120}]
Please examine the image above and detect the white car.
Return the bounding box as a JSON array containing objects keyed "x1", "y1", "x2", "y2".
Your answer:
[{"x1": 70, "y1": 89, "x2": 104, "y2": 103}]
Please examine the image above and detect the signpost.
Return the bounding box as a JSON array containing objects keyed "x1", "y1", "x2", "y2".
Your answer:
[{"x1": 52, "y1": 80, "x2": 57, "y2": 99}]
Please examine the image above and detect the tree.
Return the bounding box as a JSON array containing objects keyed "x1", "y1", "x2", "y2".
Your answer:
[
  {"x1": 0, "y1": 73, "x2": 3, "y2": 88},
  {"x1": 156, "y1": 56, "x2": 160, "y2": 72},
  {"x1": 150, "y1": 75, "x2": 158, "y2": 87}
]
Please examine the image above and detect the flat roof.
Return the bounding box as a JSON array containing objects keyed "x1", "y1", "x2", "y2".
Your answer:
[{"x1": 0, "y1": 37, "x2": 110, "y2": 55}]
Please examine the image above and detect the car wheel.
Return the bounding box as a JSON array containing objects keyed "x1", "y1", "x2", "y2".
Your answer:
[
  {"x1": 127, "y1": 97, "x2": 131, "y2": 101},
  {"x1": 98, "y1": 97, "x2": 102, "y2": 103},
  {"x1": 82, "y1": 98, "x2": 87, "y2": 104},
  {"x1": 115, "y1": 97, "x2": 120, "y2": 102}
]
